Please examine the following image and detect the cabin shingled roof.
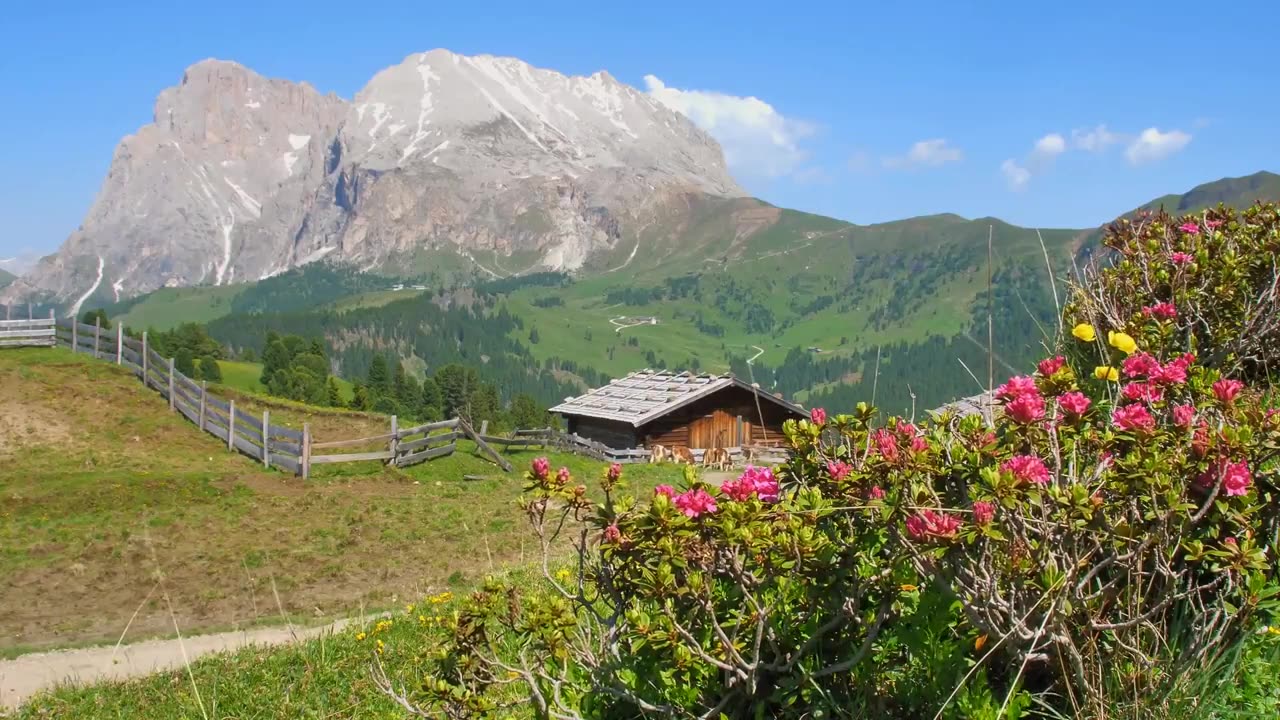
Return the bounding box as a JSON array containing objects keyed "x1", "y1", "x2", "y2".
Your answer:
[{"x1": 550, "y1": 369, "x2": 806, "y2": 427}]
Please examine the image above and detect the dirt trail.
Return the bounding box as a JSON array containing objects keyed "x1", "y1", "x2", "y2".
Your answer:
[{"x1": 0, "y1": 617, "x2": 369, "y2": 711}]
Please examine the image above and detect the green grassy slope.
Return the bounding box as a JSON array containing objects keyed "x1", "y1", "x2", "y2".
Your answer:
[
  {"x1": 0, "y1": 267, "x2": 14, "y2": 291},
  {"x1": 1139, "y1": 171, "x2": 1280, "y2": 215},
  {"x1": 0, "y1": 346, "x2": 686, "y2": 655}
]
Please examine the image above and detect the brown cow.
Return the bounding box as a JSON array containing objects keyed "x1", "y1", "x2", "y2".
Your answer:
[
  {"x1": 649, "y1": 444, "x2": 672, "y2": 464},
  {"x1": 702, "y1": 447, "x2": 732, "y2": 471},
  {"x1": 671, "y1": 446, "x2": 696, "y2": 465}
]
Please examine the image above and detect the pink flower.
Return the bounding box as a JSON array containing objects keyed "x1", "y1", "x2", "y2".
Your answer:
[
  {"x1": 906, "y1": 510, "x2": 962, "y2": 541},
  {"x1": 1206, "y1": 219, "x2": 1224, "y2": 230},
  {"x1": 810, "y1": 407, "x2": 827, "y2": 425},
  {"x1": 910, "y1": 435, "x2": 930, "y2": 453},
  {"x1": 1058, "y1": 391, "x2": 1091, "y2": 417},
  {"x1": 607, "y1": 463, "x2": 623, "y2": 483},
  {"x1": 972, "y1": 501, "x2": 996, "y2": 526},
  {"x1": 872, "y1": 429, "x2": 901, "y2": 463},
  {"x1": 1122, "y1": 382, "x2": 1164, "y2": 404},
  {"x1": 1171, "y1": 252, "x2": 1194, "y2": 265},
  {"x1": 1113, "y1": 404, "x2": 1156, "y2": 434},
  {"x1": 826, "y1": 460, "x2": 852, "y2": 481},
  {"x1": 1212, "y1": 378, "x2": 1244, "y2": 406},
  {"x1": 602, "y1": 524, "x2": 622, "y2": 544},
  {"x1": 654, "y1": 485, "x2": 677, "y2": 499},
  {"x1": 555, "y1": 467, "x2": 572, "y2": 486},
  {"x1": 1223, "y1": 461, "x2": 1252, "y2": 496},
  {"x1": 1005, "y1": 393, "x2": 1046, "y2": 424},
  {"x1": 1198, "y1": 459, "x2": 1252, "y2": 497},
  {"x1": 1142, "y1": 302, "x2": 1178, "y2": 320},
  {"x1": 1179, "y1": 222, "x2": 1201, "y2": 235},
  {"x1": 1223, "y1": 536, "x2": 1238, "y2": 547},
  {"x1": 1037, "y1": 356, "x2": 1066, "y2": 377},
  {"x1": 1123, "y1": 353, "x2": 1162, "y2": 379},
  {"x1": 673, "y1": 488, "x2": 718, "y2": 518},
  {"x1": 720, "y1": 465, "x2": 779, "y2": 503},
  {"x1": 1153, "y1": 361, "x2": 1188, "y2": 385},
  {"x1": 996, "y1": 375, "x2": 1039, "y2": 401},
  {"x1": 531, "y1": 457, "x2": 550, "y2": 480},
  {"x1": 1173, "y1": 404, "x2": 1196, "y2": 428},
  {"x1": 1001, "y1": 455, "x2": 1051, "y2": 485},
  {"x1": 868, "y1": 485, "x2": 885, "y2": 500}
]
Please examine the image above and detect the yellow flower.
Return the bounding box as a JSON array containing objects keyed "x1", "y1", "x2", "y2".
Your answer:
[
  {"x1": 899, "y1": 584, "x2": 918, "y2": 592},
  {"x1": 1094, "y1": 366, "x2": 1119, "y2": 382},
  {"x1": 1108, "y1": 331, "x2": 1137, "y2": 355},
  {"x1": 405, "y1": 603, "x2": 415, "y2": 613},
  {"x1": 1072, "y1": 323, "x2": 1096, "y2": 342},
  {"x1": 355, "y1": 632, "x2": 367, "y2": 641},
  {"x1": 555, "y1": 568, "x2": 572, "y2": 582}
]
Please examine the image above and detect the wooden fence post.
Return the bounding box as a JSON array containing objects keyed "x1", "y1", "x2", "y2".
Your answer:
[
  {"x1": 141, "y1": 331, "x2": 148, "y2": 379},
  {"x1": 48, "y1": 309, "x2": 55, "y2": 349},
  {"x1": 4, "y1": 304, "x2": 9, "y2": 320},
  {"x1": 479, "y1": 420, "x2": 489, "y2": 436},
  {"x1": 388, "y1": 415, "x2": 399, "y2": 466},
  {"x1": 198, "y1": 381, "x2": 207, "y2": 431},
  {"x1": 71, "y1": 316, "x2": 77, "y2": 354},
  {"x1": 262, "y1": 410, "x2": 270, "y2": 468},
  {"x1": 116, "y1": 324, "x2": 123, "y2": 365},
  {"x1": 228, "y1": 399, "x2": 236, "y2": 451},
  {"x1": 301, "y1": 423, "x2": 311, "y2": 480},
  {"x1": 94, "y1": 317, "x2": 101, "y2": 358},
  {"x1": 27, "y1": 303, "x2": 32, "y2": 320},
  {"x1": 168, "y1": 357, "x2": 176, "y2": 411}
]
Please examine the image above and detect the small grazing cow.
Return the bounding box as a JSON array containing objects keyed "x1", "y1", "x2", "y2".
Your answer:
[
  {"x1": 671, "y1": 446, "x2": 696, "y2": 465},
  {"x1": 649, "y1": 444, "x2": 672, "y2": 464},
  {"x1": 742, "y1": 446, "x2": 757, "y2": 465},
  {"x1": 702, "y1": 447, "x2": 732, "y2": 471}
]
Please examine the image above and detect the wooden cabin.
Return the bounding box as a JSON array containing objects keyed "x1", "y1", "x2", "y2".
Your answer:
[{"x1": 550, "y1": 370, "x2": 807, "y2": 451}]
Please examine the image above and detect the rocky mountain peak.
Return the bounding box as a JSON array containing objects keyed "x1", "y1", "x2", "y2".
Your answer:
[{"x1": 4, "y1": 51, "x2": 745, "y2": 310}]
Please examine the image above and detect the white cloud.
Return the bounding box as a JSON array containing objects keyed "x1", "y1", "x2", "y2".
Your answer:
[
  {"x1": 1071, "y1": 124, "x2": 1122, "y2": 152},
  {"x1": 643, "y1": 75, "x2": 815, "y2": 179},
  {"x1": 1000, "y1": 132, "x2": 1066, "y2": 190},
  {"x1": 1124, "y1": 127, "x2": 1192, "y2": 165},
  {"x1": 882, "y1": 139, "x2": 963, "y2": 170},
  {"x1": 1001, "y1": 159, "x2": 1032, "y2": 191},
  {"x1": 1033, "y1": 133, "x2": 1066, "y2": 158}
]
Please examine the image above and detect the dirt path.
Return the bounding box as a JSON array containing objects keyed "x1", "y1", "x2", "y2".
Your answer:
[{"x1": 0, "y1": 616, "x2": 371, "y2": 711}]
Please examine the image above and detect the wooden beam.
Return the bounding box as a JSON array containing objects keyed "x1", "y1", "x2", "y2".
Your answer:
[
  {"x1": 228, "y1": 399, "x2": 235, "y2": 451},
  {"x1": 198, "y1": 382, "x2": 207, "y2": 432},
  {"x1": 388, "y1": 415, "x2": 398, "y2": 465},
  {"x1": 459, "y1": 418, "x2": 512, "y2": 472},
  {"x1": 310, "y1": 450, "x2": 395, "y2": 464},
  {"x1": 94, "y1": 317, "x2": 101, "y2": 358},
  {"x1": 262, "y1": 410, "x2": 270, "y2": 468},
  {"x1": 70, "y1": 316, "x2": 77, "y2": 354},
  {"x1": 301, "y1": 423, "x2": 311, "y2": 480},
  {"x1": 141, "y1": 331, "x2": 148, "y2": 379},
  {"x1": 115, "y1": 323, "x2": 123, "y2": 365},
  {"x1": 168, "y1": 357, "x2": 176, "y2": 411}
]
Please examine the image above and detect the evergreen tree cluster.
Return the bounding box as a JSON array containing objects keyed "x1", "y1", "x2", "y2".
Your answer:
[{"x1": 259, "y1": 331, "x2": 342, "y2": 406}]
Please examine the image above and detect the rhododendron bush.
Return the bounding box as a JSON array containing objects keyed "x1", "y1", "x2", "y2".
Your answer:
[
  {"x1": 382, "y1": 211, "x2": 1280, "y2": 718},
  {"x1": 1065, "y1": 203, "x2": 1280, "y2": 381}
]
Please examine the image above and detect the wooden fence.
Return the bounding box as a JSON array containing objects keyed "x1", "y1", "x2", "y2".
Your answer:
[
  {"x1": 0, "y1": 312, "x2": 502, "y2": 477},
  {"x1": 0, "y1": 308, "x2": 57, "y2": 348},
  {"x1": 476, "y1": 427, "x2": 791, "y2": 467}
]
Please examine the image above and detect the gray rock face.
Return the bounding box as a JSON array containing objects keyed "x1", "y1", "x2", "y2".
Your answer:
[{"x1": 5, "y1": 50, "x2": 744, "y2": 309}]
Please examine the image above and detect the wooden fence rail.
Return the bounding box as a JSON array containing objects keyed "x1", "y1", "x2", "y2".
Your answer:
[
  {"x1": 0, "y1": 314, "x2": 485, "y2": 478},
  {"x1": 478, "y1": 427, "x2": 792, "y2": 467}
]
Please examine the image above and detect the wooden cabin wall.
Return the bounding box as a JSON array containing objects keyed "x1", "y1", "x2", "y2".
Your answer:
[
  {"x1": 638, "y1": 386, "x2": 801, "y2": 449},
  {"x1": 565, "y1": 416, "x2": 638, "y2": 449}
]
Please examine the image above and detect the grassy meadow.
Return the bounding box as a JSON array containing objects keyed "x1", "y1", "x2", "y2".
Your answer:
[{"x1": 0, "y1": 347, "x2": 684, "y2": 660}]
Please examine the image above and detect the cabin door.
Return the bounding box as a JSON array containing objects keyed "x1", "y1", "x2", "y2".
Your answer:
[{"x1": 689, "y1": 410, "x2": 737, "y2": 449}]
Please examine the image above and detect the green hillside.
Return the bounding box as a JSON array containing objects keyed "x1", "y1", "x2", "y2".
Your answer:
[
  {"x1": 75, "y1": 171, "x2": 1280, "y2": 415},
  {"x1": 1139, "y1": 170, "x2": 1280, "y2": 215},
  {"x1": 0, "y1": 267, "x2": 15, "y2": 291}
]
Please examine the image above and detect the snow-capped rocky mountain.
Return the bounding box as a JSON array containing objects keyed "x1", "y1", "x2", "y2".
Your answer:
[{"x1": 3, "y1": 50, "x2": 743, "y2": 310}]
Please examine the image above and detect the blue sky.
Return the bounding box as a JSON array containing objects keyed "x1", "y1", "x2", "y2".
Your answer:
[{"x1": 3, "y1": 0, "x2": 1278, "y2": 258}]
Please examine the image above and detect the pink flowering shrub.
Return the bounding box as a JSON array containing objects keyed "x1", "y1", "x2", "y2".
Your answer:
[
  {"x1": 1065, "y1": 203, "x2": 1280, "y2": 381},
  {"x1": 397, "y1": 225, "x2": 1280, "y2": 716}
]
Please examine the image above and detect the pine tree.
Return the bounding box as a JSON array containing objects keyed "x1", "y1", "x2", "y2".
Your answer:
[
  {"x1": 326, "y1": 377, "x2": 344, "y2": 407},
  {"x1": 199, "y1": 356, "x2": 223, "y2": 383},
  {"x1": 529, "y1": 326, "x2": 540, "y2": 344},
  {"x1": 80, "y1": 309, "x2": 111, "y2": 330},
  {"x1": 509, "y1": 393, "x2": 546, "y2": 430},
  {"x1": 367, "y1": 354, "x2": 390, "y2": 395},
  {"x1": 175, "y1": 348, "x2": 196, "y2": 378}
]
